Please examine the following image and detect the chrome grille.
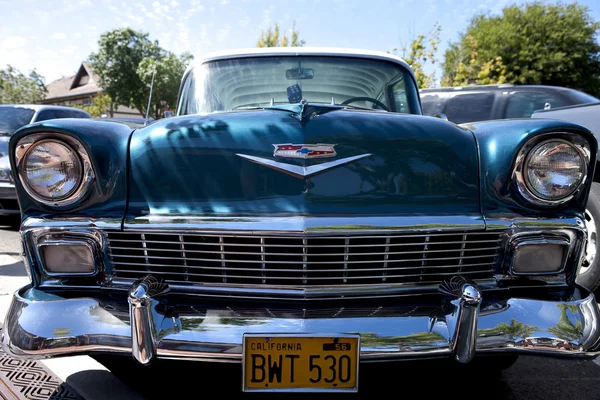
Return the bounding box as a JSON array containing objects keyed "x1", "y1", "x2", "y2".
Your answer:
[{"x1": 106, "y1": 231, "x2": 504, "y2": 288}]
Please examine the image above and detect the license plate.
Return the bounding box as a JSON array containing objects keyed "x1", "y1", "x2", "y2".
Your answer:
[{"x1": 243, "y1": 334, "x2": 360, "y2": 392}]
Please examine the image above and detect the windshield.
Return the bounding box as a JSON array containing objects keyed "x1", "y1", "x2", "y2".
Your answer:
[
  {"x1": 0, "y1": 107, "x2": 35, "y2": 136},
  {"x1": 178, "y1": 56, "x2": 419, "y2": 115}
]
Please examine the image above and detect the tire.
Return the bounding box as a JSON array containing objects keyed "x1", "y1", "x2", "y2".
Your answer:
[{"x1": 577, "y1": 182, "x2": 600, "y2": 291}]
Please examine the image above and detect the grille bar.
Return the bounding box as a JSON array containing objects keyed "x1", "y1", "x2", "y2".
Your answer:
[{"x1": 106, "y1": 231, "x2": 504, "y2": 290}]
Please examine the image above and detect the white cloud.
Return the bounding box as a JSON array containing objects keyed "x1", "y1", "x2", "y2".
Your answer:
[
  {"x1": 239, "y1": 16, "x2": 249, "y2": 28},
  {"x1": 170, "y1": 0, "x2": 179, "y2": 7},
  {"x1": 0, "y1": 36, "x2": 28, "y2": 50},
  {"x1": 221, "y1": 0, "x2": 228, "y2": 4},
  {"x1": 217, "y1": 24, "x2": 231, "y2": 43},
  {"x1": 261, "y1": 7, "x2": 273, "y2": 29},
  {"x1": 52, "y1": 33, "x2": 67, "y2": 40}
]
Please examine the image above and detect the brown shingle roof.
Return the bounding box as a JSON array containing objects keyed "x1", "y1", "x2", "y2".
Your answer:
[{"x1": 44, "y1": 62, "x2": 102, "y2": 101}]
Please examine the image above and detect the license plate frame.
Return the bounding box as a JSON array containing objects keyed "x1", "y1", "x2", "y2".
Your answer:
[{"x1": 242, "y1": 333, "x2": 360, "y2": 393}]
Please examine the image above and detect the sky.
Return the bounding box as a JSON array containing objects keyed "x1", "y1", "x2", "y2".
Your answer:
[{"x1": 1, "y1": 0, "x2": 599, "y2": 85}]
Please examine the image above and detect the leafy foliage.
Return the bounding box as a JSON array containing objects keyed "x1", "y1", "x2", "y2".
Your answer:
[
  {"x1": 390, "y1": 22, "x2": 441, "y2": 88},
  {"x1": 89, "y1": 28, "x2": 192, "y2": 118},
  {"x1": 442, "y1": 2, "x2": 600, "y2": 94},
  {"x1": 443, "y1": 35, "x2": 508, "y2": 86},
  {"x1": 71, "y1": 92, "x2": 113, "y2": 118},
  {"x1": 0, "y1": 65, "x2": 46, "y2": 104},
  {"x1": 257, "y1": 21, "x2": 305, "y2": 47},
  {"x1": 137, "y1": 52, "x2": 193, "y2": 119}
]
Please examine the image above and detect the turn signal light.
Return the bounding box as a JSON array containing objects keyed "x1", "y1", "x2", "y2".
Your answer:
[
  {"x1": 511, "y1": 239, "x2": 569, "y2": 275},
  {"x1": 39, "y1": 243, "x2": 95, "y2": 275}
]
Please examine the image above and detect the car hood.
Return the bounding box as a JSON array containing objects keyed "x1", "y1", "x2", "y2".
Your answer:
[{"x1": 126, "y1": 105, "x2": 480, "y2": 218}]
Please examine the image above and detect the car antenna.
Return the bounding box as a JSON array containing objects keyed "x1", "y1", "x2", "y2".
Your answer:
[{"x1": 144, "y1": 64, "x2": 157, "y2": 126}]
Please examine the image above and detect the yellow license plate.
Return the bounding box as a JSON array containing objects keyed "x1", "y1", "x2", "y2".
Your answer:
[{"x1": 243, "y1": 334, "x2": 360, "y2": 392}]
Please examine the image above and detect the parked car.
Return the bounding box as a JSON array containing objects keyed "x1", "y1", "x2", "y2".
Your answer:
[
  {"x1": 0, "y1": 105, "x2": 91, "y2": 216},
  {"x1": 420, "y1": 84, "x2": 599, "y2": 124},
  {"x1": 3, "y1": 48, "x2": 600, "y2": 393},
  {"x1": 532, "y1": 103, "x2": 600, "y2": 291}
]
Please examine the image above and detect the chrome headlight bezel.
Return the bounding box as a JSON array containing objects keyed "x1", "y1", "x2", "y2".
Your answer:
[
  {"x1": 15, "y1": 133, "x2": 95, "y2": 207},
  {"x1": 513, "y1": 134, "x2": 591, "y2": 207}
]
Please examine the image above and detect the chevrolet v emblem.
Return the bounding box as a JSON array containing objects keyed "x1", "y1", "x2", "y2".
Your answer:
[{"x1": 236, "y1": 153, "x2": 371, "y2": 179}]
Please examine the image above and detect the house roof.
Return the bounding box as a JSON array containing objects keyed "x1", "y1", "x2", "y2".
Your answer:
[{"x1": 44, "y1": 62, "x2": 102, "y2": 101}]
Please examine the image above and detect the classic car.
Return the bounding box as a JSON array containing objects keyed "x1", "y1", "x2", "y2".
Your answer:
[
  {"x1": 531, "y1": 103, "x2": 600, "y2": 292},
  {"x1": 0, "y1": 105, "x2": 91, "y2": 217},
  {"x1": 3, "y1": 48, "x2": 600, "y2": 393}
]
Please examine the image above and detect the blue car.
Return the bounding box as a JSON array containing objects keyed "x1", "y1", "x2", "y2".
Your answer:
[{"x1": 2, "y1": 48, "x2": 600, "y2": 393}]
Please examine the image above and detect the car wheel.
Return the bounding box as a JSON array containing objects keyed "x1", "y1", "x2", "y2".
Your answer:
[{"x1": 577, "y1": 182, "x2": 600, "y2": 291}]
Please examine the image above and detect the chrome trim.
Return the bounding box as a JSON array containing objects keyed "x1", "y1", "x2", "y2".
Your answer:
[
  {"x1": 14, "y1": 133, "x2": 95, "y2": 207},
  {"x1": 439, "y1": 278, "x2": 481, "y2": 363},
  {"x1": 236, "y1": 153, "x2": 372, "y2": 179},
  {"x1": 512, "y1": 134, "x2": 591, "y2": 207},
  {"x1": 30, "y1": 229, "x2": 105, "y2": 279},
  {"x1": 3, "y1": 283, "x2": 600, "y2": 363},
  {"x1": 241, "y1": 333, "x2": 360, "y2": 393},
  {"x1": 123, "y1": 215, "x2": 486, "y2": 233},
  {"x1": 508, "y1": 233, "x2": 571, "y2": 276},
  {"x1": 106, "y1": 230, "x2": 502, "y2": 298},
  {"x1": 128, "y1": 276, "x2": 171, "y2": 365},
  {"x1": 22, "y1": 217, "x2": 122, "y2": 231}
]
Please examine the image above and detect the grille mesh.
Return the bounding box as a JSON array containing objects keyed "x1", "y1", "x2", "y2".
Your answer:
[{"x1": 106, "y1": 231, "x2": 504, "y2": 288}]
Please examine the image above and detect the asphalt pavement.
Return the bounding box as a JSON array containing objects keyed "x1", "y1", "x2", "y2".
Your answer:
[{"x1": 1, "y1": 222, "x2": 600, "y2": 399}]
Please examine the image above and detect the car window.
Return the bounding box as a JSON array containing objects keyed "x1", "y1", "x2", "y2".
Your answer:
[
  {"x1": 0, "y1": 107, "x2": 35, "y2": 136},
  {"x1": 35, "y1": 110, "x2": 58, "y2": 122},
  {"x1": 443, "y1": 92, "x2": 495, "y2": 123},
  {"x1": 420, "y1": 93, "x2": 444, "y2": 116},
  {"x1": 54, "y1": 109, "x2": 90, "y2": 119},
  {"x1": 505, "y1": 91, "x2": 568, "y2": 118}
]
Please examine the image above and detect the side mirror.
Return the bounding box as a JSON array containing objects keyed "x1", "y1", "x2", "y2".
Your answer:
[{"x1": 434, "y1": 113, "x2": 449, "y2": 121}]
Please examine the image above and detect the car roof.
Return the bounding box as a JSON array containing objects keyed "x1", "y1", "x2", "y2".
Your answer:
[
  {"x1": 188, "y1": 47, "x2": 417, "y2": 85},
  {"x1": 0, "y1": 104, "x2": 91, "y2": 114}
]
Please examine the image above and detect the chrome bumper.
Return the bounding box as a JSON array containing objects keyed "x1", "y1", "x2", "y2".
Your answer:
[{"x1": 3, "y1": 277, "x2": 600, "y2": 364}]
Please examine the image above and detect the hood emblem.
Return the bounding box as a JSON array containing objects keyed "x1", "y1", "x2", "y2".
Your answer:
[
  {"x1": 236, "y1": 153, "x2": 371, "y2": 180},
  {"x1": 273, "y1": 143, "x2": 336, "y2": 159}
]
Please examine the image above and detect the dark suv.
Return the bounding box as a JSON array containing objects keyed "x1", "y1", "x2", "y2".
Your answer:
[{"x1": 420, "y1": 84, "x2": 599, "y2": 124}]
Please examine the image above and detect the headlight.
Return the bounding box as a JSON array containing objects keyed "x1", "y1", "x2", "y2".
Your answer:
[
  {"x1": 514, "y1": 135, "x2": 590, "y2": 206},
  {"x1": 23, "y1": 141, "x2": 82, "y2": 200},
  {"x1": 15, "y1": 133, "x2": 95, "y2": 206},
  {"x1": 524, "y1": 140, "x2": 586, "y2": 200}
]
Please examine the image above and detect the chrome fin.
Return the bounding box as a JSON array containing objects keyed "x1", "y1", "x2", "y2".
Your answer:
[{"x1": 236, "y1": 153, "x2": 372, "y2": 179}]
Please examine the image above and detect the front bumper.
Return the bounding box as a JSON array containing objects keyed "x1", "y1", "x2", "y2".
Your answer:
[{"x1": 3, "y1": 278, "x2": 600, "y2": 365}]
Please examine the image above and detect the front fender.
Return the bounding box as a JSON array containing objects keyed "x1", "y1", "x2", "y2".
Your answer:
[
  {"x1": 468, "y1": 119, "x2": 598, "y2": 218},
  {"x1": 8, "y1": 119, "x2": 134, "y2": 221}
]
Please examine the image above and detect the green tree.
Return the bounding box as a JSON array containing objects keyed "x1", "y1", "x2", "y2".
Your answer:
[
  {"x1": 89, "y1": 28, "x2": 162, "y2": 116},
  {"x1": 257, "y1": 21, "x2": 305, "y2": 47},
  {"x1": 137, "y1": 52, "x2": 193, "y2": 119},
  {"x1": 443, "y1": 35, "x2": 507, "y2": 86},
  {"x1": 0, "y1": 65, "x2": 46, "y2": 104},
  {"x1": 71, "y1": 92, "x2": 113, "y2": 117},
  {"x1": 391, "y1": 22, "x2": 441, "y2": 88},
  {"x1": 442, "y1": 2, "x2": 600, "y2": 95}
]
